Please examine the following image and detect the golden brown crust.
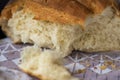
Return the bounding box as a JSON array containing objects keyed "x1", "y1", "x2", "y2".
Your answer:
[
  {"x1": 20, "y1": 68, "x2": 63, "y2": 80},
  {"x1": 0, "y1": 0, "x2": 120, "y2": 28},
  {"x1": 0, "y1": 0, "x2": 23, "y2": 20},
  {"x1": 35, "y1": 0, "x2": 93, "y2": 18},
  {"x1": 23, "y1": 0, "x2": 93, "y2": 28},
  {"x1": 0, "y1": 0, "x2": 93, "y2": 28},
  {"x1": 32, "y1": 0, "x2": 93, "y2": 25},
  {"x1": 20, "y1": 68, "x2": 44, "y2": 80},
  {"x1": 76, "y1": 0, "x2": 120, "y2": 14}
]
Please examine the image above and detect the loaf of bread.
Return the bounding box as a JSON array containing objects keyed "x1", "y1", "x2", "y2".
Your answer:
[
  {"x1": 0, "y1": 0, "x2": 120, "y2": 57},
  {"x1": 19, "y1": 46, "x2": 80, "y2": 80}
]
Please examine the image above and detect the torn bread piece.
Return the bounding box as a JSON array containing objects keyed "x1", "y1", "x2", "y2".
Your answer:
[{"x1": 19, "y1": 46, "x2": 80, "y2": 80}]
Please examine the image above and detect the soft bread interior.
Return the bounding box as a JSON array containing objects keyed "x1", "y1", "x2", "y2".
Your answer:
[
  {"x1": 7, "y1": 10, "x2": 82, "y2": 57},
  {"x1": 6, "y1": 7, "x2": 120, "y2": 56},
  {"x1": 74, "y1": 7, "x2": 120, "y2": 52},
  {"x1": 19, "y1": 46, "x2": 79, "y2": 80}
]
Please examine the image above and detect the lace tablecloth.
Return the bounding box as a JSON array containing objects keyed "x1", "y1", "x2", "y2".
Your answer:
[{"x1": 0, "y1": 38, "x2": 120, "y2": 80}]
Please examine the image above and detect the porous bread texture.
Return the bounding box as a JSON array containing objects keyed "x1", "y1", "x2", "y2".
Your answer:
[
  {"x1": 19, "y1": 46, "x2": 79, "y2": 80},
  {"x1": 74, "y1": 7, "x2": 120, "y2": 52},
  {"x1": 8, "y1": 10, "x2": 82, "y2": 57},
  {"x1": 7, "y1": 7, "x2": 120, "y2": 57}
]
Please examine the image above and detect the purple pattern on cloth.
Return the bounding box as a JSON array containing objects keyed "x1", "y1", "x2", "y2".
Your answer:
[{"x1": 0, "y1": 38, "x2": 120, "y2": 80}]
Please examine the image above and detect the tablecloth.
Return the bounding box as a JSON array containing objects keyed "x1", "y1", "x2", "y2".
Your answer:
[{"x1": 0, "y1": 38, "x2": 120, "y2": 80}]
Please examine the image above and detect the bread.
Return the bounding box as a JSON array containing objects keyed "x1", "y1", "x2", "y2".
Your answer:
[
  {"x1": 0, "y1": 0, "x2": 120, "y2": 57},
  {"x1": 73, "y1": 7, "x2": 120, "y2": 52},
  {"x1": 0, "y1": 0, "x2": 93, "y2": 28},
  {"x1": 19, "y1": 46, "x2": 80, "y2": 80},
  {"x1": 76, "y1": 0, "x2": 115, "y2": 14}
]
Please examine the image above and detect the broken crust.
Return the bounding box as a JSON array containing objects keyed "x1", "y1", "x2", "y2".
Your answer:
[
  {"x1": 20, "y1": 69, "x2": 77, "y2": 80},
  {"x1": 19, "y1": 60, "x2": 79, "y2": 80},
  {"x1": 0, "y1": 0, "x2": 92, "y2": 29},
  {"x1": 19, "y1": 68, "x2": 78, "y2": 80},
  {"x1": 19, "y1": 68, "x2": 46, "y2": 80}
]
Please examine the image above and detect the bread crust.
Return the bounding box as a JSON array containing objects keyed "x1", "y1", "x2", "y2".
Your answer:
[
  {"x1": 20, "y1": 67, "x2": 72, "y2": 80},
  {"x1": 0, "y1": 0, "x2": 120, "y2": 28},
  {"x1": 77, "y1": 0, "x2": 120, "y2": 14},
  {"x1": 0, "y1": 0, "x2": 92, "y2": 28},
  {"x1": 0, "y1": 0, "x2": 23, "y2": 19},
  {"x1": 20, "y1": 68, "x2": 45, "y2": 80}
]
